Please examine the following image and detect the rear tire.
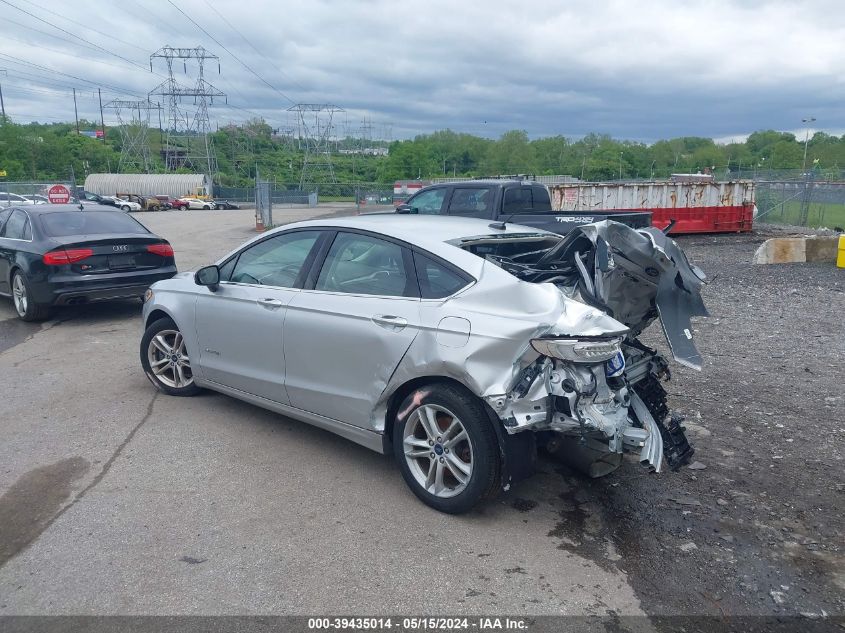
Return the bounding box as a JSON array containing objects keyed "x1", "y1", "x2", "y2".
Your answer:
[
  {"x1": 11, "y1": 271, "x2": 50, "y2": 322},
  {"x1": 140, "y1": 317, "x2": 200, "y2": 396},
  {"x1": 121, "y1": 205, "x2": 130, "y2": 212},
  {"x1": 393, "y1": 383, "x2": 501, "y2": 514}
]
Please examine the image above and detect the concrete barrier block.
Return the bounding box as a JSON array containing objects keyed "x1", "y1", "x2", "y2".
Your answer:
[
  {"x1": 805, "y1": 236, "x2": 839, "y2": 262},
  {"x1": 753, "y1": 236, "x2": 840, "y2": 265},
  {"x1": 753, "y1": 238, "x2": 806, "y2": 265}
]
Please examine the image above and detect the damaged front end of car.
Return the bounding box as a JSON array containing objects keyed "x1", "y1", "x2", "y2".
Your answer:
[{"x1": 477, "y1": 220, "x2": 708, "y2": 477}]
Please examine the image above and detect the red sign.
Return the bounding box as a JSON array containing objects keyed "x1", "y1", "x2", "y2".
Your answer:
[
  {"x1": 48, "y1": 184, "x2": 71, "y2": 204},
  {"x1": 95, "y1": 130, "x2": 104, "y2": 138}
]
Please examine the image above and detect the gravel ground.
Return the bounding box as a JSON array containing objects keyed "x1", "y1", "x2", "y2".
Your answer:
[{"x1": 543, "y1": 224, "x2": 844, "y2": 622}]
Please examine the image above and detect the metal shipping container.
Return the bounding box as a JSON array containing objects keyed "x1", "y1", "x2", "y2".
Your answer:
[{"x1": 549, "y1": 180, "x2": 755, "y2": 234}]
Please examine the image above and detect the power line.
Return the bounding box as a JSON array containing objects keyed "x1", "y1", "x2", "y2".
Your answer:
[
  {"x1": 0, "y1": 31, "x2": 166, "y2": 80},
  {"x1": 16, "y1": 0, "x2": 151, "y2": 55},
  {"x1": 0, "y1": 0, "x2": 151, "y2": 73},
  {"x1": 0, "y1": 52, "x2": 146, "y2": 97},
  {"x1": 166, "y1": 0, "x2": 297, "y2": 105},
  {"x1": 201, "y1": 0, "x2": 307, "y2": 94},
  {"x1": 2, "y1": 16, "x2": 113, "y2": 57},
  {"x1": 0, "y1": 83, "x2": 71, "y2": 97}
]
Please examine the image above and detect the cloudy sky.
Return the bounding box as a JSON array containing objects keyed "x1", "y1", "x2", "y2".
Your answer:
[{"x1": 0, "y1": 0, "x2": 842, "y2": 142}]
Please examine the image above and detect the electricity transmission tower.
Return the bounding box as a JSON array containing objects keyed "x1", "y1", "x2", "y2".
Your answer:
[
  {"x1": 358, "y1": 116, "x2": 374, "y2": 153},
  {"x1": 104, "y1": 99, "x2": 160, "y2": 173},
  {"x1": 287, "y1": 104, "x2": 344, "y2": 187},
  {"x1": 149, "y1": 46, "x2": 226, "y2": 177}
]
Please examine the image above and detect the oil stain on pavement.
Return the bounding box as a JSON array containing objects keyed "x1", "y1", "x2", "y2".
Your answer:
[
  {"x1": 0, "y1": 456, "x2": 90, "y2": 568},
  {"x1": 0, "y1": 318, "x2": 42, "y2": 354}
]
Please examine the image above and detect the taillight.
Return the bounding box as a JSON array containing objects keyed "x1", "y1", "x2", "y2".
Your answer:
[
  {"x1": 43, "y1": 248, "x2": 94, "y2": 265},
  {"x1": 146, "y1": 243, "x2": 174, "y2": 257}
]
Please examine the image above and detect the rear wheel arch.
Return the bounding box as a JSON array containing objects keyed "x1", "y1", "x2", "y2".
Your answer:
[
  {"x1": 383, "y1": 376, "x2": 496, "y2": 452},
  {"x1": 8, "y1": 264, "x2": 21, "y2": 287},
  {"x1": 384, "y1": 376, "x2": 537, "y2": 495}
]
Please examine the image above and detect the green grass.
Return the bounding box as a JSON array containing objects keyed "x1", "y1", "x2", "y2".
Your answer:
[
  {"x1": 758, "y1": 200, "x2": 845, "y2": 229},
  {"x1": 319, "y1": 195, "x2": 356, "y2": 202}
]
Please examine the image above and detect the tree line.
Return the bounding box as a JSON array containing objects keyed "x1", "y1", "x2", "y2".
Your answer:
[{"x1": 2, "y1": 116, "x2": 844, "y2": 187}]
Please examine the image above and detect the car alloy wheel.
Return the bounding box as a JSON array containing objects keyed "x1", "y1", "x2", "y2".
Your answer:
[
  {"x1": 402, "y1": 404, "x2": 473, "y2": 499},
  {"x1": 147, "y1": 328, "x2": 193, "y2": 389},
  {"x1": 12, "y1": 273, "x2": 28, "y2": 317}
]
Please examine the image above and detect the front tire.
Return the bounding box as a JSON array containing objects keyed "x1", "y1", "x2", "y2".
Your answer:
[
  {"x1": 140, "y1": 317, "x2": 200, "y2": 396},
  {"x1": 393, "y1": 383, "x2": 501, "y2": 514},
  {"x1": 11, "y1": 271, "x2": 50, "y2": 322},
  {"x1": 121, "y1": 205, "x2": 130, "y2": 212}
]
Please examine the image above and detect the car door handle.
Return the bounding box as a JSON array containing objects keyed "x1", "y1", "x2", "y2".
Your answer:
[
  {"x1": 257, "y1": 298, "x2": 284, "y2": 309},
  {"x1": 372, "y1": 314, "x2": 408, "y2": 331}
]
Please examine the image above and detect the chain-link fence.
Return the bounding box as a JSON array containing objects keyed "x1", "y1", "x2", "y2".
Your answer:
[
  {"x1": 0, "y1": 181, "x2": 77, "y2": 206},
  {"x1": 755, "y1": 179, "x2": 845, "y2": 229},
  {"x1": 214, "y1": 182, "x2": 394, "y2": 212}
]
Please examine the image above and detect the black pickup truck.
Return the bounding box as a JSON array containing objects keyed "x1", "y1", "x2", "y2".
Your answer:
[{"x1": 395, "y1": 180, "x2": 651, "y2": 234}]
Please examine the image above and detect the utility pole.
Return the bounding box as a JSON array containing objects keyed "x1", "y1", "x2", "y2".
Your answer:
[
  {"x1": 98, "y1": 88, "x2": 106, "y2": 144},
  {"x1": 801, "y1": 117, "x2": 816, "y2": 173},
  {"x1": 73, "y1": 88, "x2": 80, "y2": 134},
  {"x1": 0, "y1": 69, "x2": 6, "y2": 122}
]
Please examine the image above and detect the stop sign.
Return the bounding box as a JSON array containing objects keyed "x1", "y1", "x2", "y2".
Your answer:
[{"x1": 47, "y1": 184, "x2": 71, "y2": 204}]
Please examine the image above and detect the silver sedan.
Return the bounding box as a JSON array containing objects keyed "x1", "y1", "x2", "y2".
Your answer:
[{"x1": 140, "y1": 215, "x2": 704, "y2": 513}]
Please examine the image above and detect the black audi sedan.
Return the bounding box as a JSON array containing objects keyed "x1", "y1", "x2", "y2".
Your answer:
[{"x1": 0, "y1": 204, "x2": 177, "y2": 321}]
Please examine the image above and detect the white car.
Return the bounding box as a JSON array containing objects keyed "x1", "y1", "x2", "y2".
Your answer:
[
  {"x1": 179, "y1": 198, "x2": 215, "y2": 210},
  {"x1": 113, "y1": 197, "x2": 142, "y2": 212},
  {"x1": 23, "y1": 195, "x2": 49, "y2": 204},
  {"x1": 0, "y1": 192, "x2": 37, "y2": 206}
]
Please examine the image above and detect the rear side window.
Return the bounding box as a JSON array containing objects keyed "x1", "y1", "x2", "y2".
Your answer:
[
  {"x1": 503, "y1": 188, "x2": 532, "y2": 213},
  {"x1": 0, "y1": 208, "x2": 12, "y2": 230},
  {"x1": 502, "y1": 186, "x2": 552, "y2": 213},
  {"x1": 447, "y1": 187, "x2": 492, "y2": 217},
  {"x1": 40, "y1": 212, "x2": 149, "y2": 237},
  {"x1": 316, "y1": 232, "x2": 413, "y2": 297},
  {"x1": 1, "y1": 210, "x2": 28, "y2": 239},
  {"x1": 413, "y1": 252, "x2": 470, "y2": 299}
]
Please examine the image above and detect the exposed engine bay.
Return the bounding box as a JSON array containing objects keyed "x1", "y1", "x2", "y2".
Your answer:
[{"x1": 459, "y1": 220, "x2": 707, "y2": 475}]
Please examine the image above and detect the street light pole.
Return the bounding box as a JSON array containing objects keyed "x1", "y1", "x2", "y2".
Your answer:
[
  {"x1": 802, "y1": 117, "x2": 816, "y2": 173},
  {"x1": 618, "y1": 152, "x2": 623, "y2": 180}
]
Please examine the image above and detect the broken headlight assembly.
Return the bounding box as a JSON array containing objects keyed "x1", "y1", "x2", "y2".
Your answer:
[{"x1": 530, "y1": 336, "x2": 623, "y2": 363}]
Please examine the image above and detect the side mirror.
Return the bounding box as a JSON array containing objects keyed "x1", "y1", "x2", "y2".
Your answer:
[
  {"x1": 195, "y1": 265, "x2": 220, "y2": 290},
  {"x1": 395, "y1": 204, "x2": 412, "y2": 214}
]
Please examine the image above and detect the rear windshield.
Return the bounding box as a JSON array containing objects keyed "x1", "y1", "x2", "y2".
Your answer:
[
  {"x1": 455, "y1": 234, "x2": 561, "y2": 261},
  {"x1": 39, "y1": 211, "x2": 149, "y2": 237}
]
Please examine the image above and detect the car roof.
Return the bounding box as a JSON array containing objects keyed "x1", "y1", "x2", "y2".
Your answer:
[
  {"x1": 267, "y1": 215, "x2": 557, "y2": 279},
  {"x1": 279, "y1": 214, "x2": 554, "y2": 253}
]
